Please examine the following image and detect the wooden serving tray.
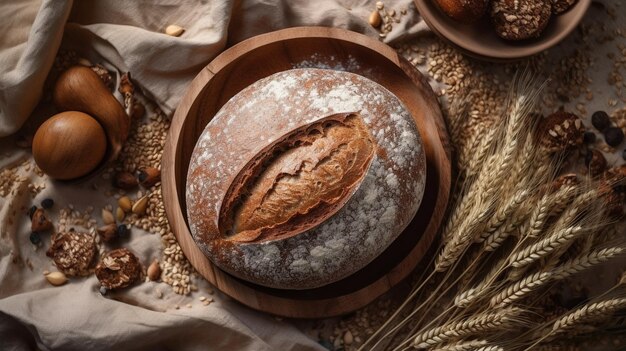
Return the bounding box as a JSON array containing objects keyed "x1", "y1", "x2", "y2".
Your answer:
[{"x1": 161, "y1": 27, "x2": 451, "y2": 318}]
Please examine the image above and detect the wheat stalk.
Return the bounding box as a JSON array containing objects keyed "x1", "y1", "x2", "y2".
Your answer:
[
  {"x1": 412, "y1": 309, "x2": 522, "y2": 348},
  {"x1": 431, "y1": 340, "x2": 489, "y2": 351}
]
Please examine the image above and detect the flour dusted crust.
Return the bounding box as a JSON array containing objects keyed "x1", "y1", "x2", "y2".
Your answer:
[{"x1": 186, "y1": 68, "x2": 426, "y2": 289}]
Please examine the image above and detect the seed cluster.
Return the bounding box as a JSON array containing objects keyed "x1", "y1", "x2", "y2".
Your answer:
[{"x1": 111, "y1": 106, "x2": 196, "y2": 295}]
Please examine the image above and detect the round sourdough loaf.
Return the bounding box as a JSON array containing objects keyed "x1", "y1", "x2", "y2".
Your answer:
[{"x1": 186, "y1": 68, "x2": 426, "y2": 289}]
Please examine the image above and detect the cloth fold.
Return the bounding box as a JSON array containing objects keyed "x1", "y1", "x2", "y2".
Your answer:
[{"x1": 0, "y1": 1, "x2": 423, "y2": 350}]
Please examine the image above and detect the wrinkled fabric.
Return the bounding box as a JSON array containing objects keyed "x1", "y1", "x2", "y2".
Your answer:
[{"x1": 0, "y1": 1, "x2": 423, "y2": 350}]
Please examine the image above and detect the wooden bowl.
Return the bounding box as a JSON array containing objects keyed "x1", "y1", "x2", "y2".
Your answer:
[
  {"x1": 162, "y1": 27, "x2": 451, "y2": 318},
  {"x1": 415, "y1": 0, "x2": 591, "y2": 61}
]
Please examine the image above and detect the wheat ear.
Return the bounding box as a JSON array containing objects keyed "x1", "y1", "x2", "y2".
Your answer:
[
  {"x1": 412, "y1": 308, "x2": 522, "y2": 348},
  {"x1": 431, "y1": 340, "x2": 489, "y2": 351},
  {"x1": 549, "y1": 298, "x2": 626, "y2": 337},
  {"x1": 477, "y1": 189, "x2": 530, "y2": 242},
  {"x1": 489, "y1": 271, "x2": 551, "y2": 308},
  {"x1": 551, "y1": 247, "x2": 624, "y2": 280},
  {"x1": 509, "y1": 226, "x2": 584, "y2": 268},
  {"x1": 495, "y1": 246, "x2": 625, "y2": 309},
  {"x1": 476, "y1": 346, "x2": 505, "y2": 351}
]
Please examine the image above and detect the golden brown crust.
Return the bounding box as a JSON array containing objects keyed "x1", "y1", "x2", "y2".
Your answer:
[{"x1": 219, "y1": 112, "x2": 375, "y2": 243}]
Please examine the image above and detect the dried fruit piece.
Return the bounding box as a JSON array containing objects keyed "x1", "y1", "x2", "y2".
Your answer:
[
  {"x1": 591, "y1": 111, "x2": 611, "y2": 131},
  {"x1": 117, "y1": 224, "x2": 130, "y2": 238},
  {"x1": 118, "y1": 196, "x2": 132, "y2": 212},
  {"x1": 102, "y1": 208, "x2": 115, "y2": 225},
  {"x1": 30, "y1": 232, "x2": 42, "y2": 247},
  {"x1": 95, "y1": 248, "x2": 141, "y2": 289},
  {"x1": 46, "y1": 230, "x2": 96, "y2": 276},
  {"x1": 113, "y1": 171, "x2": 138, "y2": 189},
  {"x1": 137, "y1": 167, "x2": 161, "y2": 187},
  {"x1": 31, "y1": 208, "x2": 53, "y2": 232},
  {"x1": 132, "y1": 101, "x2": 146, "y2": 119},
  {"x1": 583, "y1": 131, "x2": 596, "y2": 144},
  {"x1": 45, "y1": 271, "x2": 68, "y2": 286},
  {"x1": 604, "y1": 127, "x2": 624, "y2": 147},
  {"x1": 41, "y1": 198, "x2": 54, "y2": 209},
  {"x1": 97, "y1": 224, "x2": 118, "y2": 243},
  {"x1": 147, "y1": 259, "x2": 161, "y2": 281},
  {"x1": 132, "y1": 196, "x2": 148, "y2": 215}
]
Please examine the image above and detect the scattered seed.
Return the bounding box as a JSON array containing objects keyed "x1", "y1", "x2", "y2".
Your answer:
[
  {"x1": 165, "y1": 24, "x2": 185, "y2": 37},
  {"x1": 117, "y1": 224, "x2": 130, "y2": 238},
  {"x1": 343, "y1": 330, "x2": 354, "y2": 345},
  {"x1": 118, "y1": 196, "x2": 132, "y2": 212},
  {"x1": 369, "y1": 10, "x2": 382, "y2": 28},
  {"x1": 147, "y1": 259, "x2": 161, "y2": 281},
  {"x1": 28, "y1": 206, "x2": 37, "y2": 219},
  {"x1": 46, "y1": 271, "x2": 68, "y2": 286},
  {"x1": 116, "y1": 207, "x2": 125, "y2": 222},
  {"x1": 102, "y1": 209, "x2": 115, "y2": 225},
  {"x1": 132, "y1": 196, "x2": 148, "y2": 215}
]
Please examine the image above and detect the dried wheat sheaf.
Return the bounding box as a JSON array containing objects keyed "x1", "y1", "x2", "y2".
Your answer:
[{"x1": 360, "y1": 73, "x2": 626, "y2": 351}]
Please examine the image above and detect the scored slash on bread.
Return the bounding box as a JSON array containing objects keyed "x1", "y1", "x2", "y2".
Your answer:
[
  {"x1": 220, "y1": 112, "x2": 375, "y2": 244},
  {"x1": 186, "y1": 69, "x2": 426, "y2": 289}
]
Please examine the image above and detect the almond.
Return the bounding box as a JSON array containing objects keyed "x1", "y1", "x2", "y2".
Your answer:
[
  {"x1": 102, "y1": 208, "x2": 115, "y2": 225},
  {"x1": 113, "y1": 171, "x2": 138, "y2": 189},
  {"x1": 132, "y1": 196, "x2": 148, "y2": 215},
  {"x1": 45, "y1": 271, "x2": 68, "y2": 286},
  {"x1": 118, "y1": 196, "x2": 132, "y2": 212},
  {"x1": 147, "y1": 259, "x2": 161, "y2": 281}
]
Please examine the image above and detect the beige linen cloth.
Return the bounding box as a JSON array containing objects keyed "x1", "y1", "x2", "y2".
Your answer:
[{"x1": 0, "y1": 1, "x2": 427, "y2": 350}]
